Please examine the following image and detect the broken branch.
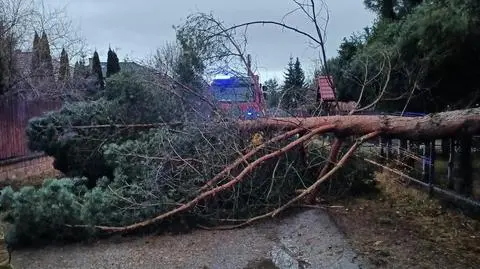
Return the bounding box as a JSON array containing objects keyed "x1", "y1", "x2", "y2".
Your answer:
[{"x1": 69, "y1": 124, "x2": 335, "y2": 233}]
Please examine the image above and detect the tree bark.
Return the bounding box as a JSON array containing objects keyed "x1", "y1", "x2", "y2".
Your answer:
[{"x1": 239, "y1": 108, "x2": 480, "y2": 140}]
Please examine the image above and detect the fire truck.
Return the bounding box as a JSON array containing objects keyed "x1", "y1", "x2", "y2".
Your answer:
[{"x1": 209, "y1": 55, "x2": 266, "y2": 120}]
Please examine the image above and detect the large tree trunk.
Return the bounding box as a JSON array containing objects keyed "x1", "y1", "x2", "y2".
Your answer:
[{"x1": 239, "y1": 108, "x2": 480, "y2": 140}]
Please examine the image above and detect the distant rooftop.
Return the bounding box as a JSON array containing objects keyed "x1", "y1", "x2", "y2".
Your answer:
[
  {"x1": 88, "y1": 57, "x2": 150, "y2": 77},
  {"x1": 99, "y1": 61, "x2": 146, "y2": 75}
]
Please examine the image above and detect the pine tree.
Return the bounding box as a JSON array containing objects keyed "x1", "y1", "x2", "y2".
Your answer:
[
  {"x1": 0, "y1": 23, "x2": 17, "y2": 94},
  {"x1": 106, "y1": 47, "x2": 121, "y2": 77},
  {"x1": 39, "y1": 32, "x2": 53, "y2": 79},
  {"x1": 0, "y1": 43, "x2": 8, "y2": 94},
  {"x1": 174, "y1": 37, "x2": 205, "y2": 92},
  {"x1": 363, "y1": 0, "x2": 423, "y2": 20},
  {"x1": 293, "y1": 57, "x2": 305, "y2": 88},
  {"x1": 58, "y1": 48, "x2": 70, "y2": 81},
  {"x1": 0, "y1": 22, "x2": 9, "y2": 94},
  {"x1": 79, "y1": 58, "x2": 88, "y2": 78},
  {"x1": 73, "y1": 58, "x2": 90, "y2": 79},
  {"x1": 264, "y1": 78, "x2": 280, "y2": 108},
  {"x1": 73, "y1": 61, "x2": 80, "y2": 78},
  {"x1": 91, "y1": 50, "x2": 104, "y2": 90},
  {"x1": 380, "y1": 0, "x2": 395, "y2": 20},
  {"x1": 281, "y1": 57, "x2": 306, "y2": 110},
  {"x1": 31, "y1": 31, "x2": 40, "y2": 78},
  {"x1": 112, "y1": 49, "x2": 120, "y2": 74}
]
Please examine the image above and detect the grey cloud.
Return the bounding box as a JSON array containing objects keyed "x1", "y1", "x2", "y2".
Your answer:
[{"x1": 59, "y1": 0, "x2": 374, "y2": 81}]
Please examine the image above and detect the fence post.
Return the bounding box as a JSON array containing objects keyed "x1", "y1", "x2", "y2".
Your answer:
[
  {"x1": 428, "y1": 140, "x2": 436, "y2": 197},
  {"x1": 397, "y1": 139, "x2": 401, "y2": 160},
  {"x1": 422, "y1": 142, "x2": 428, "y2": 182},
  {"x1": 399, "y1": 139, "x2": 407, "y2": 161},
  {"x1": 404, "y1": 140, "x2": 415, "y2": 169},
  {"x1": 380, "y1": 137, "x2": 385, "y2": 160},
  {"x1": 386, "y1": 139, "x2": 392, "y2": 160},
  {"x1": 441, "y1": 138, "x2": 450, "y2": 157},
  {"x1": 457, "y1": 136, "x2": 473, "y2": 196},
  {"x1": 447, "y1": 138, "x2": 455, "y2": 190}
]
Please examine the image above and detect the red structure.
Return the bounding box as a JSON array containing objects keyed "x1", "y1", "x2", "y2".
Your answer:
[
  {"x1": 317, "y1": 75, "x2": 336, "y2": 102},
  {"x1": 210, "y1": 74, "x2": 265, "y2": 120},
  {"x1": 316, "y1": 75, "x2": 337, "y2": 115},
  {"x1": 0, "y1": 96, "x2": 61, "y2": 161}
]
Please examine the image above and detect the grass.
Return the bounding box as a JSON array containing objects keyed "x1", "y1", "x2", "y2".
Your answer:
[{"x1": 327, "y1": 170, "x2": 480, "y2": 269}]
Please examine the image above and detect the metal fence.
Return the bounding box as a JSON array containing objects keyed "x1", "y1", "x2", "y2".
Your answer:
[{"x1": 0, "y1": 96, "x2": 61, "y2": 161}]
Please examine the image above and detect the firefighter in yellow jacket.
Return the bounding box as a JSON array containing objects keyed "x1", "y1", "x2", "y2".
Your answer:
[{"x1": 251, "y1": 131, "x2": 264, "y2": 147}]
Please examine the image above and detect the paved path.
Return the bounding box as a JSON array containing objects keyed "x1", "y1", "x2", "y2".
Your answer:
[{"x1": 12, "y1": 209, "x2": 371, "y2": 269}]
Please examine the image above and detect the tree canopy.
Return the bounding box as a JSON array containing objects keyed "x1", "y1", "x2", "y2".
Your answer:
[
  {"x1": 106, "y1": 48, "x2": 120, "y2": 78},
  {"x1": 39, "y1": 32, "x2": 54, "y2": 79},
  {"x1": 281, "y1": 57, "x2": 306, "y2": 111},
  {"x1": 91, "y1": 51, "x2": 104, "y2": 90},
  {"x1": 329, "y1": 0, "x2": 480, "y2": 113},
  {"x1": 0, "y1": 22, "x2": 15, "y2": 94},
  {"x1": 58, "y1": 48, "x2": 70, "y2": 81},
  {"x1": 264, "y1": 78, "x2": 280, "y2": 108}
]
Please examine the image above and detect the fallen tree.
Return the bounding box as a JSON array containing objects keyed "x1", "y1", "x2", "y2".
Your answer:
[
  {"x1": 2, "y1": 0, "x2": 480, "y2": 245},
  {"x1": 65, "y1": 107, "x2": 480, "y2": 233},
  {"x1": 2, "y1": 75, "x2": 479, "y2": 246},
  {"x1": 3, "y1": 66, "x2": 479, "y2": 244},
  {"x1": 239, "y1": 107, "x2": 480, "y2": 140}
]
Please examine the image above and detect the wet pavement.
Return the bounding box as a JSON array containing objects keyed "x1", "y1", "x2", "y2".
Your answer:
[{"x1": 12, "y1": 209, "x2": 371, "y2": 269}]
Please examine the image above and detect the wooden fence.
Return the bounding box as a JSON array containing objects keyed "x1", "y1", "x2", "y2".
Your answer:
[
  {"x1": 371, "y1": 136, "x2": 480, "y2": 211},
  {"x1": 0, "y1": 96, "x2": 61, "y2": 161}
]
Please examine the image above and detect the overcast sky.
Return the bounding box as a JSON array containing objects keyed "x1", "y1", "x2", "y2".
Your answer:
[{"x1": 54, "y1": 0, "x2": 375, "y2": 82}]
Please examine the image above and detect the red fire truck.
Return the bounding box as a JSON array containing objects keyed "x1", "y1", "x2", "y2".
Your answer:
[
  {"x1": 209, "y1": 56, "x2": 266, "y2": 120},
  {"x1": 210, "y1": 75, "x2": 265, "y2": 120}
]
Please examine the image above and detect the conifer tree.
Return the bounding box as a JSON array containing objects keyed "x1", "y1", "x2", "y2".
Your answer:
[
  {"x1": 106, "y1": 47, "x2": 121, "y2": 77},
  {"x1": 39, "y1": 32, "x2": 53, "y2": 79},
  {"x1": 73, "y1": 61, "x2": 80, "y2": 78},
  {"x1": 281, "y1": 57, "x2": 306, "y2": 110},
  {"x1": 73, "y1": 58, "x2": 90, "y2": 79},
  {"x1": 31, "y1": 31, "x2": 40, "y2": 78},
  {"x1": 0, "y1": 45, "x2": 8, "y2": 94},
  {"x1": 0, "y1": 22, "x2": 12, "y2": 94},
  {"x1": 293, "y1": 57, "x2": 305, "y2": 88},
  {"x1": 264, "y1": 78, "x2": 280, "y2": 108},
  {"x1": 91, "y1": 50, "x2": 104, "y2": 90},
  {"x1": 58, "y1": 48, "x2": 70, "y2": 81}
]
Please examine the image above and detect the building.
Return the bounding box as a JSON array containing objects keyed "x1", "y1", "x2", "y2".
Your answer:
[
  {"x1": 10, "y1": 49, "x2": 66, "y2": 92},
  {"x1": 316, "y1": 75, "x2": 336, "y2": 103},
  {"x1": 316, "y1": 75, "x2": 359, "y2": 115},
  {"x1": 88, "y1": 58, "x2": 151, "y2": 77}
]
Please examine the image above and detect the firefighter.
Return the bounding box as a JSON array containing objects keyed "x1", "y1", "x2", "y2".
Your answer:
[{"x1": 251, "y1": 131, "x2": 264, "y2": 147}]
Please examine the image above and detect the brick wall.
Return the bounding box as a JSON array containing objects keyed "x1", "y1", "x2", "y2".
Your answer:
[{"x1": 0, "y1": 156, "x2": 58, "y2": 186}]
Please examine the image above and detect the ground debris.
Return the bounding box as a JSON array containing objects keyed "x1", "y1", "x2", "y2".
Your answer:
[{"x1": 327, "y1": 171, "x2": 480, "y2": 269}]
